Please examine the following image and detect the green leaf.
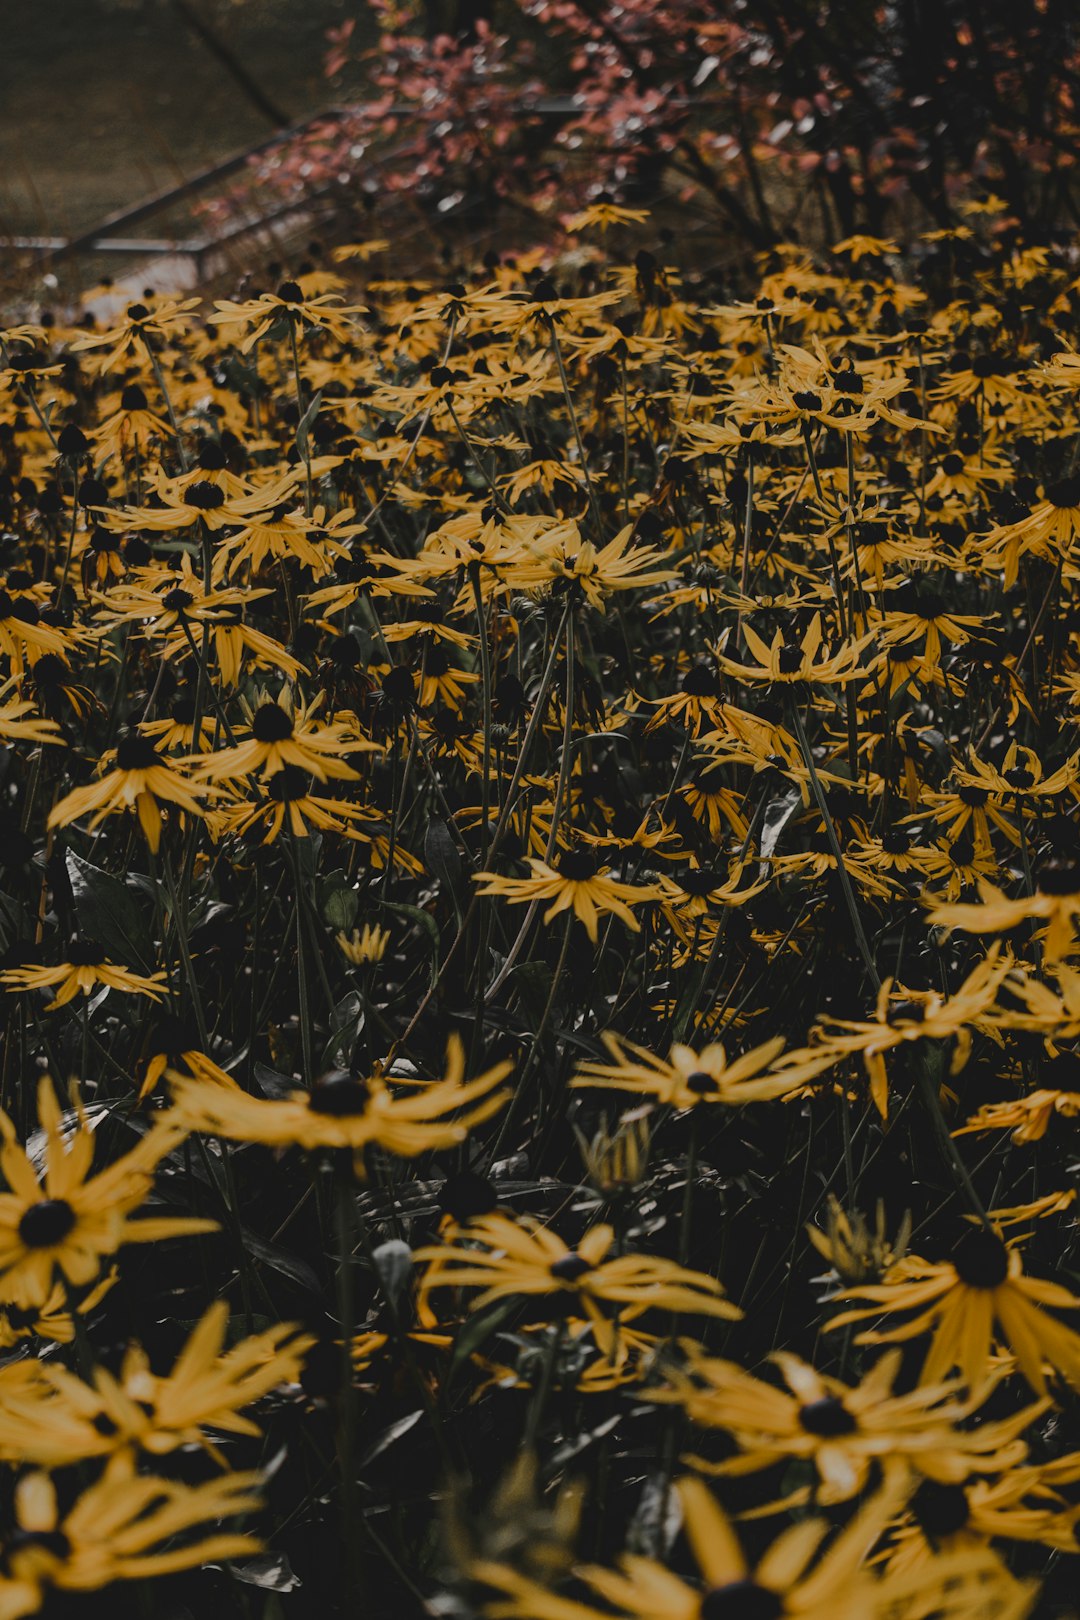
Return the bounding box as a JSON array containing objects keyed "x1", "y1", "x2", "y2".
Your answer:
[
  {"x1": 382, "y1": 902, "x2": 440, "y2": 988},
  {"x1": 319, "y1": 883, "x2": 359, "y2": 932},
  {"x1": 66, "y1": 852, "x2": 156, "y2": 973},
  {"x1": 295, "y1": 387, "x2": 325, "y2": 462},
  {"x1": 448, "y1": 1299, "x2": 519, "y2": 1383}
]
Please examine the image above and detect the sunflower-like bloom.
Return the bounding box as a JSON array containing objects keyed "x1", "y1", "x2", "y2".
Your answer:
[
  {"x1": 416, "y1": 1212, "x2": 741, "y2": 1337},
  {"x1": 572, "y1": 1032, "x2": 829, "y2": 1108},
  {"x1": 168, "y1": 1037, "x2": 510, "y2": 1171},
  {"x1": 474, "y1": 851, "x2": 665, "y2": 943},
  {"x1": 471, "y1": 1475, "x2": 1016, "y2": 1620},
  {"x1": 70, "y1": 295, "x2": 201, "y2": 370},
  {"x1": 0, "y1": 693, "x2": 63, "y2": 747},
  {"x1": 47, "y1": 732, "x2": 208, "y2": 853},
  {"x1": 188, "y1": 692, "x2": 376, "y2": 785},
  {"x1": 804, "y1": 947, "x2": 1011, "y2": 1119},
  {"x1": 654, "y1": 1345, "x2": 1039, "y2": 1504},
  {"x1": 0, "y1": 1301, "x2": 312, "y2": 1466},
  {"x1": 929, "y1": 861, "x2": 1080, "y2": 964},
  {"x1": 975, "y1": 473, "x2": 1080, "y2": 589},
  {"x1": 212, "y1": 765, "x2": 381, "y2": 843},
  {"x1": 828, "y1": 1225, "x2": 1080, "y2": 1396},
  {"x1": 0, "y1": 1077, "x2": 213, "y2": 1309},
  {"x1": 887, "y1": 1462, "x2": 1080, "y2": 1570},
  {"x1": 210, "y1": 277, "x2": 367, "y2": 350},
  {"x1": 1, "y1": 943, "x2": 167, "y2": 1010},
  {"x1": 956, "y1": 1088, "x2": 1080, "y2": 1143},
  {"x1": 529, "y1": 524, "x2": 676, "y2": 609},
  {"x1": 716, "y1": 614, "x2": 873, "y2": 687},
  {"x1": 0, "y1": 1456, "x2": 261, "y2": 1616}
]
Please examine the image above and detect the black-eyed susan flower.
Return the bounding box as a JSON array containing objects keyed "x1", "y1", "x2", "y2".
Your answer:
[
  {"x1": 47, "y1": 731, "x2": 208, "y2": 853},
  {"x1": 0, "y1": 1301, "x2": 312, "y2": 1465},
  {"x1": 656, "y1": 1345, "x2": 1039, "y2": 1504},
  {"x1": 828, "y1": 1224, "x2": 1080, "y2": 1396},
  {"x1": 0, "y1": 1077, "x2": 213, "y2": 1309},
  {"x1": 930, "y1": 860, "x2": 1080, "y2": 963},
  {"x1": 572, "y1": 1032, "x2": 828, "y2": 1108},
  {"x1": 0, "y1": 943, "x2": 167, "y2": 1010},
  {"x1": 168, "y1": 1037, "x2": 510, "y2": 1171},
  {"x1": 474, "y1": 852, "x2": 664, "y2": 943},
  {"x1": 416, "y1": 1212, "x2": 741, "y2": 1334},
  {"x1": 189, "y1": 691, "x2": 375, "y2": 785},
  {"x1": 471, "y1": 1475, "x2": 941, "y2": 1620},
  {"x1": 0, "y1": 1456, "x2": 262, "y2": 1612}
]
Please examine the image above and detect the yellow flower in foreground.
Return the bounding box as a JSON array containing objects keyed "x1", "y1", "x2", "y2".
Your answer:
[
  {"x1": 806, "y1": 948, "x2": 1010, "y2": 1119},
  {"x1": 0, "y1": 1077, "x2": 213, "y2": 1309},
  {"x1": 656, "y1": 1345, "x2": 1039, "y2": 1504},
  {"x1": 474, "y1": 852, "x2": 664, "y2": 942},
  {"x1": 337, "y1": 923, "x2": 391, "y2": 964},
  {"x1": 168, "y1": 1036, "x2": 510, "y2": 1168},
  {"x1": 573, "y1": 1031, "x2": 829, "y2": 1108},
  {"x1": 0, "y1": 1456, "x2": 260, "y2": 1616},
  {"x1": 828, "y1": 1225, "x2": 1080, "y2": 1396},
  {"x1": 471, "y1": 1475, "x2": 1000, "y2": 1620},
  {"x1": 0, "y1": 1300, "x2": 312, "y2": 1466},
  {"x1": 716, "y1": 614, "x2": 872, "y2": 687},
  {"x1": 956, "y1": 1088, "x2": 1080, "y2": 1143}
]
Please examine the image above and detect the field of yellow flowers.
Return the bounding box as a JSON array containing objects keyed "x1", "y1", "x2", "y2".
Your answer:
[{"x1": 4, "y1": 202, "x2": 1080, "y2": 1618}]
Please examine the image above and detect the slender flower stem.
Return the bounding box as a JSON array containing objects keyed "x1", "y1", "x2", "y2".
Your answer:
[{"x1": 788, "y1": 696, "x2": 880, "y2": 989}]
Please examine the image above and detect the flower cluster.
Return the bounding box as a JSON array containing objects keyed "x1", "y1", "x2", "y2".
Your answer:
[{"x1": 5, "y1": 204, "x2": 1080, "y2": 1615}]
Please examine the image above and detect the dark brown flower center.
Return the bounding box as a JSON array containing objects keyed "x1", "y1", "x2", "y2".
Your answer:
[
  {"x1": 556, "y1": 850, "x2": 598, "y2": 881},
  {"x1": 267, "y1": 767, "x2": 311, "y2": 803},
  {"x1": 115, "y1": 734, "x2": 162, "y2": 771},
  {"x1": 251, "y1": 703, "x2": 295, "y2": 743},
  {"x1": 912, "y1": 1480, "x2": 970, "y2": 1539},
  {"x1": 184, "y1": 480, "x2": 225, "y2": 511},
  {"x1": 699, "y1": 1581, "x2": 783, "y2": 1620},
  {"x1": 550, "y1": 1252, "x2": 592, "y2": 1281},
  {"x1": 798, "y1": 1396, "x2": 857, "y2": 1436},
  {"x1": 18, "y1": 1198, "x2": 76, "y2": 1249},
  {"x1": 307, "y1": 1073, "x2": 372, "y2": 1116},
  {"x1": 1037, "y1": 857, "x2": 1080, "y2": 896},
  {"x1": 952, "y1": 1226, "x2": 1008, "y2": 1289}
]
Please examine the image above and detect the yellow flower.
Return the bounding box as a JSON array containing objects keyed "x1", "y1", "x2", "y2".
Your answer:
[
  {"x1": 828, "y1": 1225, "x2": 1080, "y2": 1396},
  {"x1": 1, "y1": 944, "x2": 167, "y2": 1010},
  {"x1": 416, "y1": 1212, "x2": 740, "y2": 1333},
  {"x1": 47, "y1": 732, "x2": 208, "y2": 853},
  {"x1": 337, "y1": 923, "x2": 391, "y2": 964},
  {"x1": 189, "y1": 692, "x2": 376, "y2": 785},
  {"x1": 0, "y1": 1455, "x2": 261, "y2": 1612},
  {"x1": 210, "y1": 278, "x2": 367, "y2": 351},
  {"x1": 717, "y1": 614, "x2": 872, "y2": 687},
  {"x1": 472, "y1": 1475, "x2": 936, "y2": 1620},
  {"x1": 0, "y1": 1077, "x2": 213, "y2": 1309},
  {"x1": 474, "y1": 852, "x2": 664, "y2": 943},
  {"x1": 956, "y1": 1087, "x2": 1080, "y2": 1143},
  {"x1": 572, "y1": 1032, "x2": 828, "y2": 1108},
  {"x1": 168, "y1": 1037, "x2": 510, "y2": 1169},
  {"x1": 70, "y1": 295, "x2": 201, "y2": 371},
  {"x1": 657, "y1": 1345, "x2": 1039, "y2": 1504},
  {"x1": 0, "y1": 1301, "x2": 312, "y2": 1465},
  {"x1": 929, "y1": 862, "x2": 1080, "y2": 963}
]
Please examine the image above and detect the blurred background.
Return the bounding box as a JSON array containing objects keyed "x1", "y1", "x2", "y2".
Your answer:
[
  {"x1": 0, "y1": 0, "x2": 355, "y2": 241},
  {"x1": 5, "y1": 0, "x2": 1080, "y2": 308}
]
